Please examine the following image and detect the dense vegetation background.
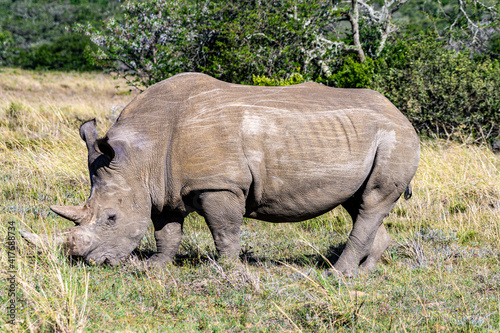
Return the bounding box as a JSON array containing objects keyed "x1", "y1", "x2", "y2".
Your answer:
[
  {"x1": 1, "y1": 0, "x2": 499, "y2": 140},
  {"x1": 0, "y1": 0, "x2": 122, "y2": 71}
]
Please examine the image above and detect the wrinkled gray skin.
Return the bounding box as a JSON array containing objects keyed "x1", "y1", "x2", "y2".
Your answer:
[{"x1": 26, "y1": 73, "x2": 420, "y2": 275}]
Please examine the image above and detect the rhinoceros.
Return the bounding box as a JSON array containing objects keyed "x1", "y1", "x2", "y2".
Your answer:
[{"x1": 22, "y1": 72, "x2": 420, "y2": 276}]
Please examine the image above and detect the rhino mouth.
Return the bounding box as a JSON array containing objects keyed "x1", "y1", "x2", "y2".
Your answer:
[
  {"x1": 83, "y1": 246, "x2": 133, "y2": 266},
  {"x1": 85, "y1": 252, "x2": 125, "y2": 266}
]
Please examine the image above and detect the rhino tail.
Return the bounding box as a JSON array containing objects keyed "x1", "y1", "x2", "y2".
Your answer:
[{"x1": 404, "y1": 184, "x2": 412, "y2": 200}]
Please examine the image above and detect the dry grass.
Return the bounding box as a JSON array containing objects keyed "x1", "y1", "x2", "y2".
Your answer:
[
  {"x1": 0, "y1": 68, "x2": 499, "y2": 332},
  {"x1": 385, "y1": 140, "x2": 500, "y2": 243}
]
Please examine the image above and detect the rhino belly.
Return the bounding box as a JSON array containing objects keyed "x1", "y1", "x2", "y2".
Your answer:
[
  {"x1": 246, "y1": 170, "x2": 369, "y2": 222},
  {"x1": 244, "y1": 156, "x2": 374, "y2": 223}
]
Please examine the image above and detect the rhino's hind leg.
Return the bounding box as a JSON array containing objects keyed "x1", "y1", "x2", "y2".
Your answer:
[
  {"x1": 148, "y1": 211, "x2": 184, "y2": 265},
  {"x1": 334, "y1": 181, "x2": 402, "y2": 276},
  {"x1": 197, "y1": 190, "x2": 245, "y2": 260},
  {"x1": 333, "y1": 206, "x2": 392, "y2": 276},
  {"x1": 359, "y1": 223, "x2": 391, "y2": 273}
]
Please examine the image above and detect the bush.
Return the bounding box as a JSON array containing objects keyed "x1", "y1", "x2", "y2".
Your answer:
[
  {"x1": 327, "y1": 55, "x2": 374, "y2": 88},
  {"x1": 0, "y1": 29, "x2": 15, "y2": 66},
  {"x1": 373, "y1": 36, "x2": 500, "y2": 141},
  {"x1": 252, "y1": 73, "x2": 305, "y2": 86},
  {"x1": 0, "y1": 0, "x2": 121, "y2": 71},
  {"x1": 18, "y1": 34, "x2": 100, "y2": 71}
]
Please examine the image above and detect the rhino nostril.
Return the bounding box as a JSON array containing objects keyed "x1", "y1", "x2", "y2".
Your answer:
[{"x1": 107, "y1": 214, "x2": 117, "y2": 225}]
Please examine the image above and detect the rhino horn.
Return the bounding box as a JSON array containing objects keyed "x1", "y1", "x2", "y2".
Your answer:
[
  {"x1": 50, "y1": 205, "x2": 87, "y2": 224},
  {"x1": 21, "y1": 227, "x2": 94, "y2": 257},
  {"x1": 20, "y1": 229, "x2": 65, "y2": 247}
]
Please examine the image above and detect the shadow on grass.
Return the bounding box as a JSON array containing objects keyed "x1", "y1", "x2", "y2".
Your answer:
[
  {"x1": 63, "y1": 242, "x2": 347, "y2": 270},
  {"x1": 239, "y1": 243, "x2": 346, "y2": 269}
]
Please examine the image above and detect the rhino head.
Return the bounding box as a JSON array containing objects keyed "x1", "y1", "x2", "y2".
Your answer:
[{"x1": 22, "y1": 119, "x2": 152, "y2": 265}]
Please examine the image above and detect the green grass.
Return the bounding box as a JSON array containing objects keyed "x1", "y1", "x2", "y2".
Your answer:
[{"x1": 1, "y1": 68, "x2": 499, "y2": 332}]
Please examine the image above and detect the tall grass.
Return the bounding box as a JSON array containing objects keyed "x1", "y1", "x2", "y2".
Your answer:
[
  {"x1": 16, "y1": 242, "x2": 90, "y2": 333},
  {"x1": 1, "y1": 68, "x2": 499, "y2": 331}
]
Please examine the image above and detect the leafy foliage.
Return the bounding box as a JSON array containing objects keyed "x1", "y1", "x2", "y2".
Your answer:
[
  {"x1": 0, "y1": 29, "x2": 15, "y2": 66},
  {"x1": 328, "y1": 55, "x2": 374, "y2": 88},
  {"x1": 17, "y1": 34, "x2": 100, "y2": 71},
  {"x1": 79, "y1": 0, "x2": 347, "y2": 88},
  {"x1": 0, "y1": 0, "x2": 121, "y2": 71},
  {"x1": 395, "y1": 0, "x2": 500, "y2": 55},
  {"x1": 77, "y1": 1, "x2": 196, "y2": 87},
  {"x1": 252, "y1": 73, "x2": 306, "y2": 86},
  {"x1": 427, "y1": 0, "x2": 499, "y2": 54},
  {"x1": 373, "y1": 35, "x2": 500, "y2": 140}
]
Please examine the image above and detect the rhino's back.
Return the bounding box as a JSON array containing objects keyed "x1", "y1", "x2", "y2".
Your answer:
[
  {"x1": 112, "y1": 73, "x2": 418, "y2": 220},
  {"x1": 154, "y1": 74, "x2": 417, "y2": 220}
]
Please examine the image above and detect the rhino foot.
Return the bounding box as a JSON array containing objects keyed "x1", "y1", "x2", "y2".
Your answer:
[
  {"x1": 328, "y1": 263, "x2": 375, "y2": 278},
  {"x1": 146, "y1": 253, "x2": 174, "y2": 267},
  {"x1": 330, "y1": 224, "x2": 391, "y2": 277}
]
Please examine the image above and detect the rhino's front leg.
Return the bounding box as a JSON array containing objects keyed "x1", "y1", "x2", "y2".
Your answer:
[
  {"x1": 198, "y1": 190, "x2": 245, "y2": 260},
  {"x1": 148, "y1": 211, "x2": 184, "y2": 265}
]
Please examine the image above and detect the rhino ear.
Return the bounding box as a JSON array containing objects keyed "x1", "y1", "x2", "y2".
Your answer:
[
  {"x1": 80, "y1": 119, "x2": 100, "y2": 165},
  {"x1": 50, "y1": 205, "x2": 87, "y2": 225},
  {"x1": 79, "y1": 119, "x2": 98, "y2": 145}
]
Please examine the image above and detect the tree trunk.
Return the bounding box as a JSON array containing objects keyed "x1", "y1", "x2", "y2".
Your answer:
[{"x1": 349, "y1": 0, "x2": 366, "y2": 63}]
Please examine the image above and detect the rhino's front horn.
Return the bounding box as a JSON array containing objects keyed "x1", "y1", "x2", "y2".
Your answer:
[
  {"x1": 21, "y1": 227, "x2": 95, "y2": 258},
  {"x1": 50, "y1": 205, "x2": 87, "y2": 224},
  {"x1": 20, "y1": 230, "x2": 65, "y2": 247}
]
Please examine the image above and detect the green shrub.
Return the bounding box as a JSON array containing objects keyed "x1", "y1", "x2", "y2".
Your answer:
[
  {"x1": 0, "y1": 29, "x2": 15, "y2": 66},
  {"x1": 327, "y1": 55, "x2": 374, "y2": 88},
  {"x1": 0, "y1": 0, "x2": 121, "y2": 71},
  {"x1": 252, "y1": 73, "x2": 305, "y2": 86},
  {"x1": 19, "y1": 34, "x2": 100, "y2": 71},
  {"x1": 373, "y1": 36, "x2": 500, "y2": 141}
]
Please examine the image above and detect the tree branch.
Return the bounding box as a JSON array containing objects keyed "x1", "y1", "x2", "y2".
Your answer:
[{"x1": 348, "y1": 0, "x2": 366, "y2": 62}]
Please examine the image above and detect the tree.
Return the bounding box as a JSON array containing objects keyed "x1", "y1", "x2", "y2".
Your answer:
[
  {"x1": 0, "y1": 0, "x2": 122, "y2": 70},
  {"x1": 420, "y1": 0, "x2": 500, "y2": 54},
  {"x1": 80, "y1": 0, "x2": 413, "y2": 88},
  {"x1": 77, "y1": 1, "x2": 196, "y2": 87},
  {"x1": 323, "y1": 0, "x2": 410, "y2": 63}
]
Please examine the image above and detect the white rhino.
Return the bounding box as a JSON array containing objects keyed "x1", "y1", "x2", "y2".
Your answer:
[{"x1": 23, "y1": 73, "x2": 420, "y2": 276}]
